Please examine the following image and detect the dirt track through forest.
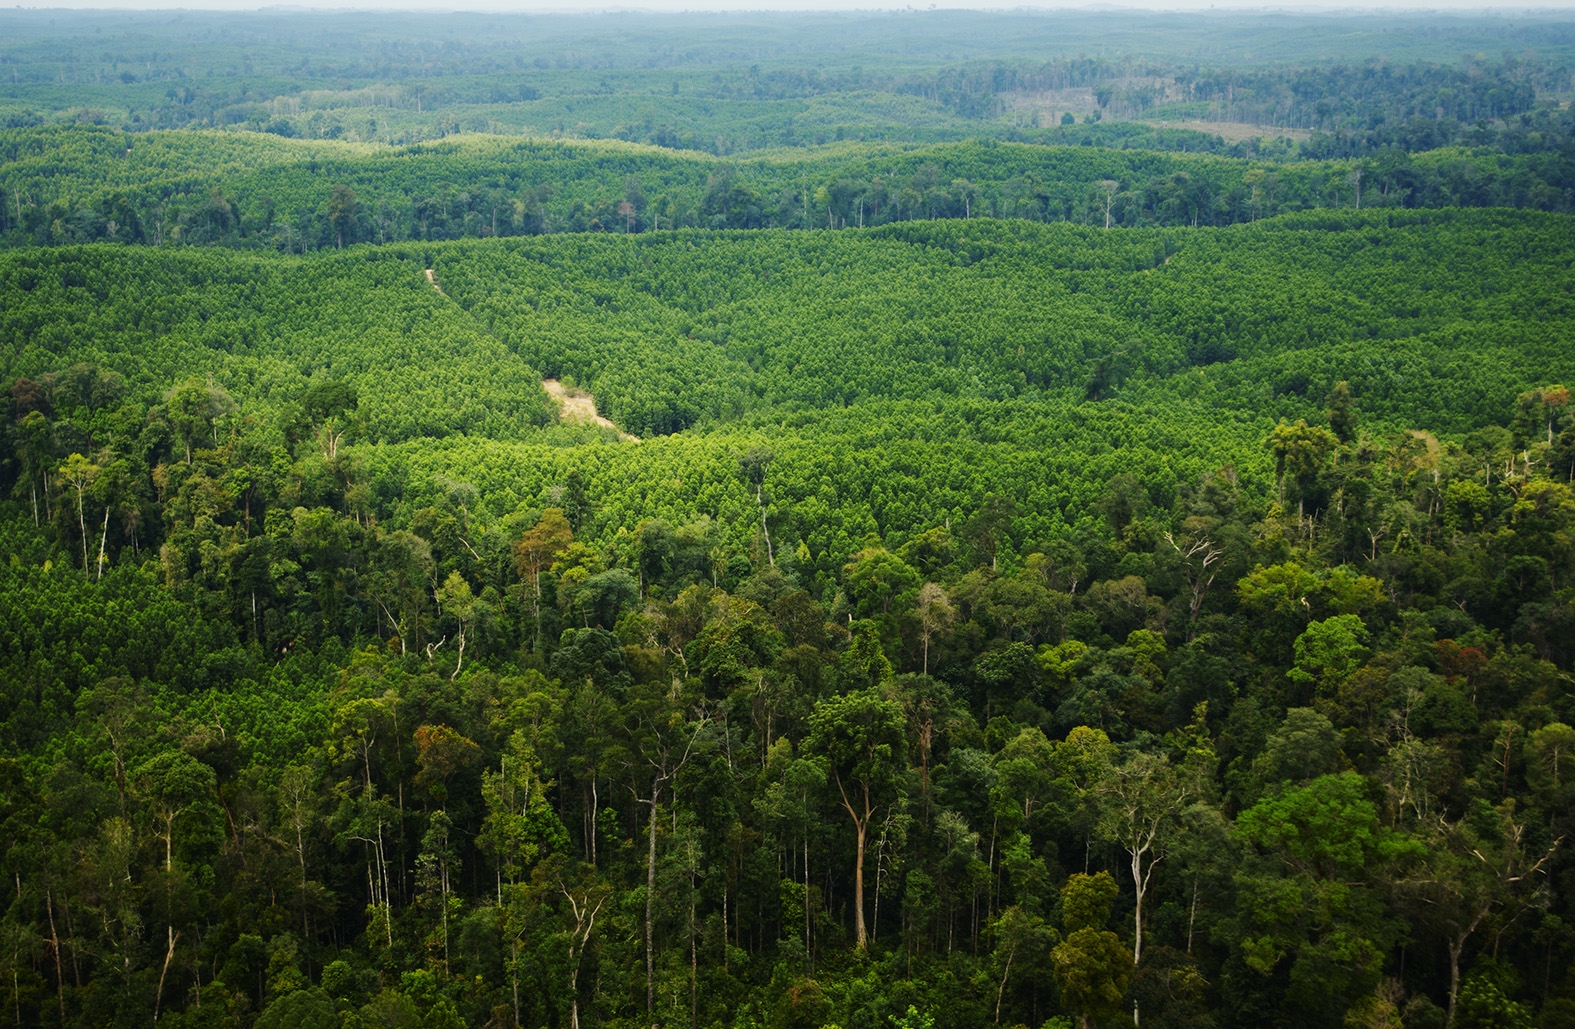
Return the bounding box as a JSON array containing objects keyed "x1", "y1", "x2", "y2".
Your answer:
[{"x1": 424, "y1": 267, "x2": 636, "y2": 442}]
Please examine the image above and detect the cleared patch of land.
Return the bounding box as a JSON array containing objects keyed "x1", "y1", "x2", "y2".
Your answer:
[
  {"x1": 543, "y1": 379, "x2": 639, "y2": 442},
  {"x1": 1145, "y1": 119, "x2": 1311, "y2": 142}
]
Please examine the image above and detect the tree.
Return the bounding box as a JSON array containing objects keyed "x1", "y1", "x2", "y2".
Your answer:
[
  {"x1": 515, "y1": 508, "x2": 574, "y2": 645},
  {"x1": 16, "y1": 409, "x2": 54, "y2": 524},
  {"x1": 1234, "y1": 773, "x2": 1422, "y2": 1025},
  {"x1": 963, "y1": 494, "x2": 1017, "y2": 570},
  {"x1": 1513, "y1": 385, "x2": 1571, "y2": 448},
  {"x1": 805, "y1": 688, "x2": 907, "y2": 949},
  {"x1": 165, "y1": 378, "x2": 235, "y2": 463},
  {"x1": 844, "y1": 547, "x2": 920, "y2": 618},
  {"x1": 553, "y1": 865, "x2": 608, "y2": 1029},
  {"x1": 1052, "y1": 872, "x2": 1132, "y2": 1029},
  {"x1": 915, "y1": 582, "x2": 955, "y2": 675},
  {"x1": 415, "y1": 810, "x2": 460, "y2": 972},
  {"x1": 1096, "y1": 750, "x2": 1190, "y2": 969},
  {"x1": 740, "y1": 445, "x2": 775, "y2": 565},
  {"x1": 368, "y1": 529, "x2": 435, "y2": 654},
  {"x1": 277, "y1": 764, "x2": 319, "y2": 941},
  {"x1": 480, "y1": 731, "x2": 568, "y2": 889},
  {"x1": 1266, "y1": 418, "x2": 1339, "y2": 502},
  {"x1": 483, "y1": 732, "x2": 569, "y2": 1024},
  {"x1": 1326, "y1": 380, "x2": 1358, "y2": 443},
  {"x1": 1164, "y1": 530, "x2": 1224, "y2": 634},
  {"x1": 989, "y1": 905, "x2": 1055, "y2": 1023},
  {"x1": 255, "y1": 988, "x2": 338, "y2": 1029},
  {"x1": 624, "y1": 682, "x2": 708, "y2": 1018},
  {"x1": 413, "y1": 724, "x2": 480, "y2": 808},
  {"x1": 328, "y1": 184, "x2": 357, "y2": 248},
  {"x1": 56, "y1": 452, "x2": 99, "y2": 579},
  {"x1": 134, "y1": 749, "x2": 216, "y2": 872},
  {"x1": 435, "y1": 571, "x2": 478, "y2": 679},
  {"x1": 1097, "y1": 179, "x2": 1121, "y2": 230},
  {"x1": 1406, "y1": 803, "x2": 1562, "y2": 1029},
  {"x1": 1287, "y1": 614, "x2": 1369, "y2": 697}
]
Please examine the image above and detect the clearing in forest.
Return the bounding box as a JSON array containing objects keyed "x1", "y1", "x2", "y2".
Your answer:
[{"x1": 543, "y1": 379, "x2": 639, "y2": 442}]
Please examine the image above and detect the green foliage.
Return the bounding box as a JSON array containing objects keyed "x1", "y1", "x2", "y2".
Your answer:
[
  {"x1": 4, "y1": 29, "x2": 1575, "y2": 1023},
  {"x1": 1059, "y1": 872, "x2": 1119, "y2": 934}
]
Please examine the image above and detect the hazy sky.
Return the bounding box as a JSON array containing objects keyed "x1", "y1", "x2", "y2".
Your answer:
[{"x1": 23, "y1": 0, "x2": 1575, "y2": 12}]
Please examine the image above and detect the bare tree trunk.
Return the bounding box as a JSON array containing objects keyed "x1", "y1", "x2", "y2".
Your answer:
[
  {"x1": 804, "y1": 829, "x2": 811, "y2": 968},
  {"x1": 45, "y1": 889, "x2": 65, "y2": 1028},
  {"x1": 97, "y1": 507, "x2": 109, "y2": 580},
  {"x1": 154, "y1": 927, "x2": 180, "y2": 1022},
  {"x1": 689, "y1": 863, "x2": 696, "y2": 1021},
  {"x1": 645, "y1": 783, "x2": 659, "y2": 1020},
  {"x1": 757, "y1": 484, "x2": 773, "y2": 566},
  {"x1": 76, "y1": 488, "x2": 88, "y2": 580},
  {"x1": 1187, "y1": 878, "x2": 1198, "y2": 954},
  {"x1": 511, "y1": 937, "x2": 521, "y2": 1029},
  {"x1": 995, "y1": 948, "x2": 1013, "y2": 1023},
  {"x1": 1447, "y1": 937, "x2": 1463, "y2": 1029},
  {"x1": 853, "y1": 816, "x2": 868, "y2": 949}
]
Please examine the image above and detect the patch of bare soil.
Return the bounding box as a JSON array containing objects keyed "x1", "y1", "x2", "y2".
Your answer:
[
  {"x1": 1148, "y1": 120, "x2": 1310, "y2": 142},
  {"x1": 543, "y1": 379, "x2": 639, "y2": 442}
]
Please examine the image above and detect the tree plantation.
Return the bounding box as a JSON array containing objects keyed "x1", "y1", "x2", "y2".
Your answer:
[{"x1": 4, "y1": 8, "x2": 1575, "y2": 1029}]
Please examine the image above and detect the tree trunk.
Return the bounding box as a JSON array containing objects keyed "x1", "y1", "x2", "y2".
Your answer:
[
  {"x1": 757, "y1": 484, "x2": 773, "y2": 566},
  {"x1": 1186, "y1": 878, "x2": 1198, "y2": 954},
  {"x1": 45, "y1": 889, "x2": 64, "y2": 1028},
  {"x1": 1447, "y1": 937, "x2": 1464, "y2": 1029},
  {"x1": 1131, "y1": 846, "x2": 1147, "y2": 966},
  {"x1": 804, "y1": 830, "x2": 811, "y2": 967},
  {"x1": 154, "y1": 927, "x2": 179, "y2": 1022},
  {"x1": 97, "y1": 506, "x2": 109, "y2": 580},
  {"x1": 645, "y1": 782, "x2": 660, "y2": 1019},
  {"x1": 76, "y1": 488, "x2": 88, "y2": 580},
  {"x1": 689, "y1": 869, "x2": 696, "y2": 1029},
  {"x1": 853, "y1": 814, "x2": 868, "y2": 949},
  {"x1": 995, "y1": 948, "x2": 1013, "y2": 1023},
  {"x1": 511, "y1": 938, "x2": 521, "y2": 1029}
]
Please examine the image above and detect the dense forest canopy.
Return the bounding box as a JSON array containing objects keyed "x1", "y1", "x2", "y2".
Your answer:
[{"x1": 3, "y1": 9, "x2": 1575, "y2": 1029}]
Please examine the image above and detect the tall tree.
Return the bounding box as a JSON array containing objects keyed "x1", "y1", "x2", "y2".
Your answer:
[
  {"x1": 515, "y1": 508, "x2": 574, "y2": 647},
  {"x1": 328, "y1": 185, "x2": 357, "y2": 249},
  {"x1": 1096, "y1": 749, "x2": 1190, "y2": 968},
  {"x1": 56, "y1": 452, "x2": 98, "y2": 580},
  {"x1": 805, "y1": 688, "x2": 907, "y2": 949}
]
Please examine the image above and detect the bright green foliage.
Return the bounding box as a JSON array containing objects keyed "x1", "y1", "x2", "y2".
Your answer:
[
  {"x1": 1287, "y1": 615, "x2": 1370, "y2": 695},
  {"x1": 254, "y1": 988, "x2": 338, "y2": 1029},
  {"x1": 1234, "y1": 774, "x2": 1424, "y2": 1026},
  {"x1": 1060, "y1": 872, "x2": 1119, "y2": 934},
  {"x1": 1052, "y1": 874, "x2": 1132, "y2": 1027}
]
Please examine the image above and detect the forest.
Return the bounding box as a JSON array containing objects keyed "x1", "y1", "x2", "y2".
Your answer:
[{"x1": 4, "y1": 8, "x2": 1575, "y2": 1029}]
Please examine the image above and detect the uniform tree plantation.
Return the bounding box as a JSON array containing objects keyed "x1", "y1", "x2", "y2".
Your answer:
[{"x1": 3, "y1": 9, "x2": 1575, "y2": 1029}]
